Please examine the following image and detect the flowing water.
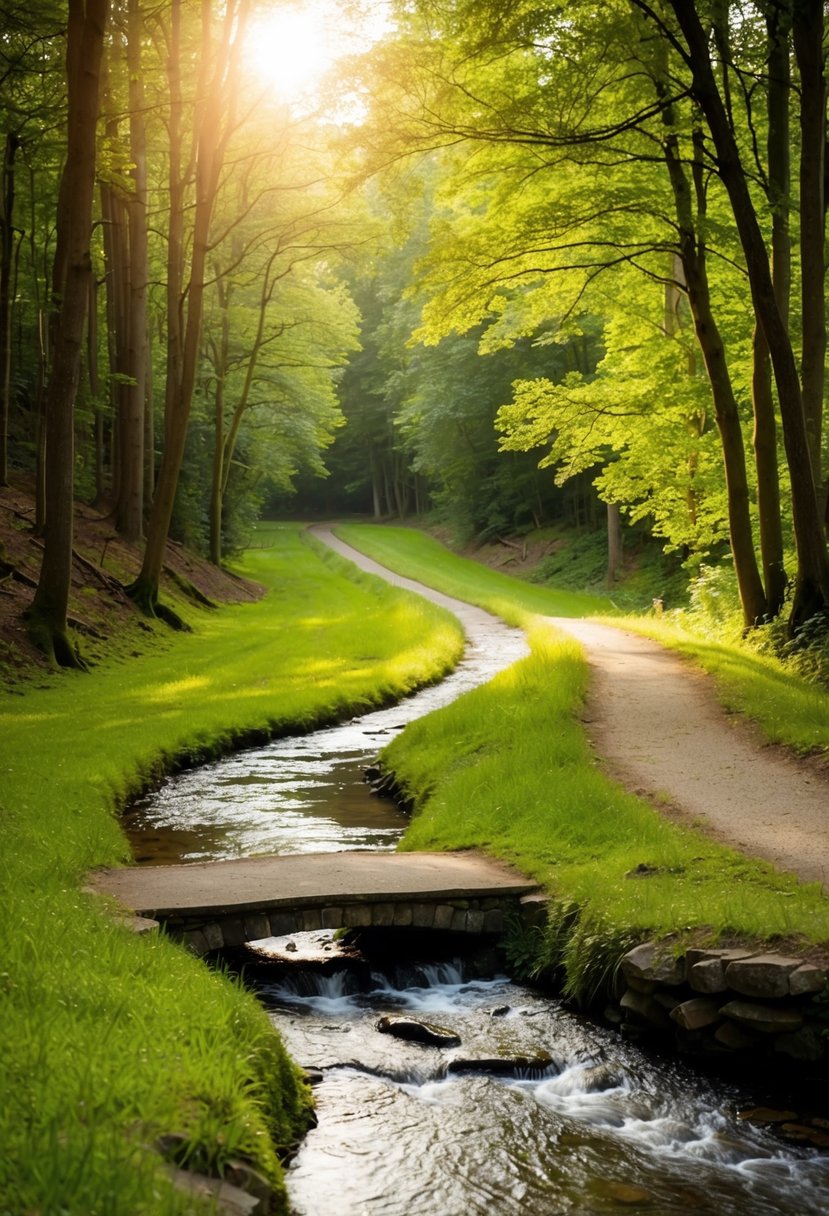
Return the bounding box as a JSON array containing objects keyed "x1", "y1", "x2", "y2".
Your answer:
[
  {"x1": 127, "y1": 607, "x2": 829, "y2": 1214},
  {"x1": 250, "y1": 949, "x2": 829, "y2": 1216},
  {"x1": 125, "y1": 613, "x2": 528, "y2": 863}
]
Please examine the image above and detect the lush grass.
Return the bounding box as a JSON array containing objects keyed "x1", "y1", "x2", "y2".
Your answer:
[
  {"x1": 336, "y1": 523, "x2": 611, "y2": 624},
  {"x1": 383, "y1": 621, "x2": 829, "y2": 1002},
  {"x1": 339, "y1": 523, "x2": 829, "y2": 757},
  {"x1": 0, "y1": 524, "x2": 463, "y2": 1216},
  {"x1": 338, "y1": 524, "x2": 829, "y2": 1001}
]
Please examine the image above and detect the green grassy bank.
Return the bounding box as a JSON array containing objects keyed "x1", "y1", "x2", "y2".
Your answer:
[
  {"x1": 338, "y1": 524, "x2": 829, "y2": 1001},
  {"x1": 0, "y1": 525, "x2": 463, "y2": 1216}
]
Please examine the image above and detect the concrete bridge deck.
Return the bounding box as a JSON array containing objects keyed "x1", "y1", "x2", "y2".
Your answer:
[{"x1": 91, "y1": 851, "x2": 542, "y2": 954}]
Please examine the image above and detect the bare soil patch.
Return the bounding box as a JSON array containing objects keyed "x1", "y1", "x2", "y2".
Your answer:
[{"x1": 0, "y1": 476, "x2": 262, "y2": 680}]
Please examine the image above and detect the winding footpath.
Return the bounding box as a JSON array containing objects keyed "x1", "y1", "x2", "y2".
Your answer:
[{"x1": 318, "y1": 529, "x2": 829, "y2": 891}]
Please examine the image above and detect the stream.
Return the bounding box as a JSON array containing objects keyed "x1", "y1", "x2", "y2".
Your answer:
[{"x1": 126, "y1": 575, "x2": 829, "y2": 1215}]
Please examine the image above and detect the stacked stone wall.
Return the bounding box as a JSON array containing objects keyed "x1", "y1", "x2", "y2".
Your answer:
[{"x1": 612, "y1": 941, "x2": 829, "y2": 1067}]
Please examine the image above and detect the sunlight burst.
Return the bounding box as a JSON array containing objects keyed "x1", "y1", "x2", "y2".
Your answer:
[{"x1": 245, "y1": 5, "x2": 334, "y2": 102}]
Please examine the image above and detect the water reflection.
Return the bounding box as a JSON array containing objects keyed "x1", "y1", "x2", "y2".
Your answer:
[{"x1": 126, "y1": 618, "x2": 528, "y2": 864}]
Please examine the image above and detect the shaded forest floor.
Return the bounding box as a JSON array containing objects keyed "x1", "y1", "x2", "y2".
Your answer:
[{"x1": 0, "y1": 476, "x2": 262, "y2": 679}]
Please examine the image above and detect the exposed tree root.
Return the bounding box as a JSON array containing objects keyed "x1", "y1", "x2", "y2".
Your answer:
[
  {"x1": 163, "y1": 565, "x2": 217, "y2": 608},
  {"x1": 26, "y1": 610, "x2": 89, "y2": 670},
  {"x1": 125, "y1": 576, "x2": 192, "y2": 632}
]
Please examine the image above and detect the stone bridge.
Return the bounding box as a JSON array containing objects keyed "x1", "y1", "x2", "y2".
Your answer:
[{"x1": 90, "y1": 850, "x2": 543, "y2": 956}]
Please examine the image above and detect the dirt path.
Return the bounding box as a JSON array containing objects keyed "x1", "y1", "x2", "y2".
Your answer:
[
  {"x1": 320, "y1": 530, "x2": 829, "y2": 891},
  {"x1": 550, "y1": 618, "x2": 829, "y2": 890}
]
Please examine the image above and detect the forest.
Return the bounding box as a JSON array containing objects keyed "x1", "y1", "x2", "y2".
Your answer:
[{"x1": 1, "y1": 0, "x2": 828, "y2": 667}]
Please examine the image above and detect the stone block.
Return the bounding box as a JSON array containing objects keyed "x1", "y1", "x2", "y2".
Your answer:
[
  {"x1": 620, "y1": 987, "x2": 672, "y2": 1030},
  {"x1": 720, "y1": 1000, "x2": 803, "y2": 1035},
  {"x1": 688, "y1": 959, "x2": 731, "y2": 994},
  {"x1": 119, "y1": 914, "x2": 159, "y2": 935},
  {"x1": 182, "y1": 928, "x2": 209, "y2": 955},
  {"x1": 433, "y1": 905, "x2": 455, "y2": 931},
  {"x1": 451, "y1": 908, "x2": 468, "y2": 933},
  {"x1": 714, "y1": 1021, "x2": 758, "y2": 1051},
  {"x1": 621, "y1": 942, "x2": 686, "y2": 987},
  {"x1": 321, "y1": 907, "x2": 344, "y2": 930},
  {"x1": 268, "y1": 912, "x2": 297, "y2": 936},
  {"x1": 670, "y1": 997, "x2": 721, "y2": 1032},
  {"x1": 653, "y1": 990, "x2": 683, "y2": 1013},
  {"x1": 242, "y1": 914, "x2": 271, "y2": 942},
  {"x1": 686, "y1": 946, "x2": 755, "y2": 968},
  {"x1": 203, "y1": 921, "x2": 225, "y2": 951},
  {"x1": 300, "y1": 909, "x2": 322, "y2": 932},
  {"x1": 625, "y1": 974, "x2": 656, "y2": 995},
  {"x1": 466, "y1": 909, "x2": 486, "y2": 935},
  {"x1": 348, "y1": 905, "x2": 373, "y2": 928},
  {"x1": 773, "y1": 1026, "x2": 826, "y2": 1062},
  {"x1": 411, "y1": 903, "x2": 435, "y2": 928},
  {"x1": 788, "y1": 964, "x2": 828, "y2": 996},
  {"x1": 482, "y1": 909, "x2": 504, "y2": 934},
  {"x1": 220, "y1": 918, "x2": 246, "y2": 948},
  {"x1": 393, "y1": 904, "x2": 414, "y2": 927},
  {"x1": 371, "y1": 903, "x2": 395, "y2": 927},
  {"x1": 519, "y1": 893, "x2": 549, "y2": 928},
  {"x1": 724, "y1": 954, "x2": 802, "y2": 999}
]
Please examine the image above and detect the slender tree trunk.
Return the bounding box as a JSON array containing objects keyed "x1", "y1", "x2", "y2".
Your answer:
[
  {"x1": 34, "y1": 309, "x2": 47, "y2": 531},
  {"x1": 663, "y1": 127, "x2": 767, "y2": 627},
  {"x1": 144, "y1": 321, "x2": 154, "y2": 508},
  {"x1": 209, "y1": 281, "x2": 231, "y2": 566},
  {"x1": 129, "y1": 0, "x2": 248, "y2": 616},
  {"x1": 0, "y1": 131, "x2": 20, "y2": 487},
  {"x1": 751, "y1": 1, "x2": 790, "y2": 616},
  {"x1": 606, "y1": 500, "x2": 622, "y2": 585},
  {"x1": 792, "y1": 0, "x2": 825, "y2": 486},
  {"x1": 28, "y1": 0, "x2": 109, "y2": 666},
  {"x1": 119, "y1": 0, "x2": 148, "y2": 540},
  {"x1": 87, "y1": 274, "x2": 106, "y2": 501}
]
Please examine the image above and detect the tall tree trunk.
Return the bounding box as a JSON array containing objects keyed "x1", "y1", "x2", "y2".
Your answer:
[
  {"x1": 129, "y1": 0, "x2": 248, "y2": 618},
  {"x1": 666, "y1": 0, "x2": 829, "y2": 628},
  {"x1": 87, "y1": 274, "x2": 106, "y2": 502},
  {"x1": 119, "y1": 0, "x2": 148, "y2": 540},
  {"x1": 28, "y1": 0, "x2": 109, "y2": 667},
  {"x1": 663, "y1": 126, "x2": 767, "y2": 627},
  {"x1": 34, "y1": 309, "x2": 47, "y2": 532},
  {"x1": 100, "y1": 175, "x2": 128, "y2": 508},
  {"x1": 606, "y1": 500, "x2": 622, "y2": 585},
  {"x1": 792, "y1": 0, "x2": 825, "y2": 487},
  {"x1": 0, "y1": 131, "x2": 19, "y2": 487},
  {"x1": 751, "y1": 0, "x2": 790, "y2": 617}
]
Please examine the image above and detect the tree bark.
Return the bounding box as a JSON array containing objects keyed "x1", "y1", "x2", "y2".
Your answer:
[
  {"x1": 606, "y1": 500, "x2": 622, "y2": 585},
  {"x1": 129, "y1": 0, "x2": 248, "y2": 617},
  {"x1": 28, "y1": 0, "x2": 109, "y2": 667},
  {"x1": 792, "y1": 0, "x2": 825, "y2": 489},
  {"x1": 120, "y1": 0, "x2": 148, "y2": 540},
  {"x1": 751, "y1": 0, "x2": 790, "y2": 617},
  {"x1": 663, "y1": 126, "x2": 767, "y2": 627},
  {"x1": 0, "y1": 131, "x2": 20, "y2": 487}
]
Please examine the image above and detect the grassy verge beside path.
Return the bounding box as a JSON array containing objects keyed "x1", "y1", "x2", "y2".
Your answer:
[
  {"x1": 338, "y1": 524, "x2": 829, "y2": 1000},
  {"x1": 0, "y1": 524, "x2": 463, "y2": 1216}
]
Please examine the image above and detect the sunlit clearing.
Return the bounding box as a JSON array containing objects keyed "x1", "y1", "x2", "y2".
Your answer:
[{"x1": 245, "y1": 5, "x2": 334, "y2": 102}]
